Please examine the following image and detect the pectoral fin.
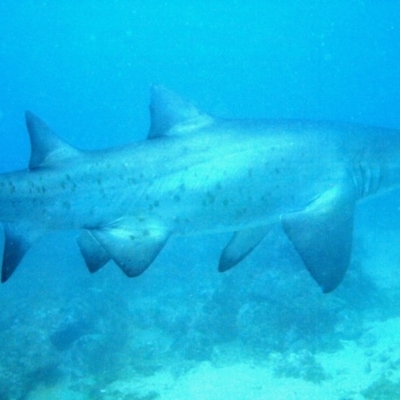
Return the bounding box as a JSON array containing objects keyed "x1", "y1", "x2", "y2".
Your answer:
[
  {"x1": 219, "y1": 225, "x2": 272, "y2": 272},
  {"x1": 281, "y1": 184, "x2": 357, "y2": 293},
  {"x1": 90, "y1": 222, "x2": 169, "y2": 277}
]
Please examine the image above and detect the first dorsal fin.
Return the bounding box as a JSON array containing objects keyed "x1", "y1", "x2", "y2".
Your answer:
[
  {"x1": 25, "y1": 111, "x2": 81, "y2": 170},
  {"x1": 147, "y1": 85, "x2": 213, "y2": 139}
]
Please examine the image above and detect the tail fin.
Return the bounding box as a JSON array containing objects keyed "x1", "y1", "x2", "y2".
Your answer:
[{"x1": 1, "y1": 223, "x2": 41, "y2": 282}]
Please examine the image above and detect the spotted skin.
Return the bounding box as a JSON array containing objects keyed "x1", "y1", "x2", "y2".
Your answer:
[{"x1": 1, "y1": 86, "x2": 400, "y2": 292}]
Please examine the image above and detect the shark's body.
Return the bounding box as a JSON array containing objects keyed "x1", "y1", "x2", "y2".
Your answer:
[{"x1": 1, "y1": 86, "x2": 400, "y2": 292}]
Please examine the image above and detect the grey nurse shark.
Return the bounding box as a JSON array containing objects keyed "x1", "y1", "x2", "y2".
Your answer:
[{"x1": 1, "y1": 86, "x2": 399, "y2": 292}]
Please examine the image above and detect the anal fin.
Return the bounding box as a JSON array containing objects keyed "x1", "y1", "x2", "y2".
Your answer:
[
  {"x1": 281, "y1": 182, "x2": 357, "y2": 293},
  {"x1": 91, "y1": 221, "x2": 169, "y2": 277},
  {"x1": 77, "y1": 230, "x2": 110, "y2": 273},
  {"x1": 219, "y1": 225, "x2": 272, "y2": 272}
]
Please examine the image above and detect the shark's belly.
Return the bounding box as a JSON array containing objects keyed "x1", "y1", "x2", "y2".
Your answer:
[
  {"x1": 130, "y1": 152, "x2": 341, "y2": 236},
  {"x1": 0, "y1": 137, "x2": 343, "y2": 237}
]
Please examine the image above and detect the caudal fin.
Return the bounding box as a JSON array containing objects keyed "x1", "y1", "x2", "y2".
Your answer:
[{"x1": 1, "y1": 223, "x2": 42, "y2": 282}]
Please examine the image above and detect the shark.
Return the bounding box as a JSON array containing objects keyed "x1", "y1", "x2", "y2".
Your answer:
[{"x1": 0, "y1": 86, "x2": 399, "y2": 292}]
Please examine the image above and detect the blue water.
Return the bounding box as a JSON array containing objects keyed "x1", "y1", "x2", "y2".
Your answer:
[{"x1": 0, "y1": 1, "x2": 400, "y2": 399}]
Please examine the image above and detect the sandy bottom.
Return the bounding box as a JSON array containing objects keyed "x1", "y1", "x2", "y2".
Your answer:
[
  {"x1": 26, "y1": 317, "x2": 400, "y2": 400},
  {"x1": 24, "y1": 221, "x2": 400, "y2": 400}
]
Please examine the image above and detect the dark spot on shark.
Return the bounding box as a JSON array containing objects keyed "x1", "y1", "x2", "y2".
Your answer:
[
  {"x1": 173, "y1": 194, "x2": 181, "y2": 202},
  {"x1": 1, "y1": 85, "x2": 386, "y2": 294},
  {"x1": 235, "y1": 208, "x2": 247, "y2": 219}
]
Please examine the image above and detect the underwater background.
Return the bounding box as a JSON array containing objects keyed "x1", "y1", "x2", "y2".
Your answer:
[{"x1": 0, "y1": 1, "x2": 400, "y2": 399}]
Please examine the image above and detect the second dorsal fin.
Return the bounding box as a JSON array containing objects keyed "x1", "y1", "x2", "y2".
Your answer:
[{"x1": 25, "y1": 111, "x2": 81, "y2": 170}]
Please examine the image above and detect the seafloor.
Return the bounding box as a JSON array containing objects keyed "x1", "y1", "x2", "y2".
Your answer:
[{"x1": 1, "y1": 206, "x2": 400, "y2": 400}]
